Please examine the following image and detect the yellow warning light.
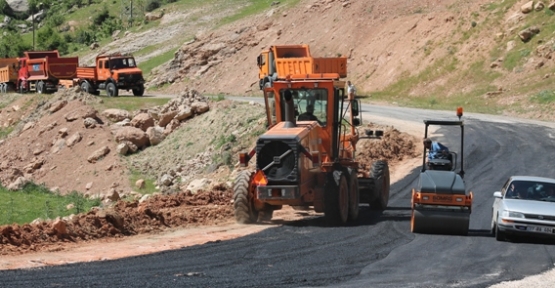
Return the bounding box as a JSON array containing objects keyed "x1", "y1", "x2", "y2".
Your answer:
[{"x1": 253, "y1": 170, "x2": 268, "y2": 186}]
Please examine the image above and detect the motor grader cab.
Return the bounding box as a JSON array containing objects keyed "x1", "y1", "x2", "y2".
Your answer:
[
  {"x1": 234, "y1": 45, "x2": 390, "y2": 225},
  {"x1": 410, "y1": 108, "x2": 473, "y2": 235}
]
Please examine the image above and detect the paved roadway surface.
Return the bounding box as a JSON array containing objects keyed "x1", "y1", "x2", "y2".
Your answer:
[{"x1": 2, "y1": 96, "x2": 555, "y2": 287}]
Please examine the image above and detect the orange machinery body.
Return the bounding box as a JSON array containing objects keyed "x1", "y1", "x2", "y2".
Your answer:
[
  {"x1": 412, "y1": 190, "x2": 473, "y2": 209},
  {"x1": 247, "y1": 72, "x2": 362, "y2": 213},
  {"x1": 234, "y1": 43, "x2": 389, "y2": 225}
]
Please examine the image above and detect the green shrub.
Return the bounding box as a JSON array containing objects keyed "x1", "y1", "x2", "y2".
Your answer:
[
  {"x1": 37, "y1": 26, "x2": 68, "y2": 54},
  {"x1": 92, "y1": 4, "x2": 111, "y2": 26},
  {"x1": 145, "y1": 0, "x2": 161, "y2": 12},
  {"x1": 46, "y1": 14, "x2": 65, "y2": 27},
  {"x1": 74, "y1": 27, "x2": 95, "y2": 45},
  {"x1": 531, "y1": 90, "x2": 555, "y2": 104}
]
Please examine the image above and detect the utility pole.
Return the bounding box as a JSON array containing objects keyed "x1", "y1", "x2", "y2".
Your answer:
[{"x1": 130, "y1": 0, "x2": 133, "y2": 27}]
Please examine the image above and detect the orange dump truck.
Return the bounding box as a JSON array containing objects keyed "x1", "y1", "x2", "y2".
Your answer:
[
  {"x1": 18, "y1": 50, "x2": 79, "y2": 94},
  {"x1": 74, "y1": 53, "x2": 145, "y2": 97},
  {"x1": 0, "y1": 58, "x2": 19, "y2": 93},
  {"x1": 257, "y1": 44, "x2": 347, "y2": 90}
]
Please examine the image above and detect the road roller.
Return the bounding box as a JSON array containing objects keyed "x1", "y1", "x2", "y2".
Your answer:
[{"x1": 410, "y1": 108, "x2": 473, "y2": 235}]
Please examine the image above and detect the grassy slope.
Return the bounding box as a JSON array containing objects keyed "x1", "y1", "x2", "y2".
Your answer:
[{"x1": 370, "y1": 0, "x2": 555, "y2": 118}]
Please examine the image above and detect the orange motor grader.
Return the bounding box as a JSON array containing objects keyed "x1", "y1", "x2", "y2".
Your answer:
[{"x1": 234, "y1": 45, "x2": 390, "y2": 225}]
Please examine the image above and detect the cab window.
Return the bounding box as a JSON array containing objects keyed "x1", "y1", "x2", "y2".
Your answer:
[{"x1": 280, "y1": 88, "x2": 328, "y2": 126}]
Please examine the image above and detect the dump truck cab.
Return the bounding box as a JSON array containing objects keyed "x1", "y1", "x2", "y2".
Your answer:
[{"x1": 411, "y1": 111, "x2": 473, "y2": 235}]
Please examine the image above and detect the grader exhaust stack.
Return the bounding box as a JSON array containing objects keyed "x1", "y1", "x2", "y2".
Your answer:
[{"x1": 410, "y1": 109, "x2": 473, "y2": 235}]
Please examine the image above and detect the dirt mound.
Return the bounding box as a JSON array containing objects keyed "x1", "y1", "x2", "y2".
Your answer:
[
  {"x1": 357, "y1": 124, "x2": 420, "y2": 172},
  {"x1": 0, "y1": 186, "x2": 233, "y2": 256}
]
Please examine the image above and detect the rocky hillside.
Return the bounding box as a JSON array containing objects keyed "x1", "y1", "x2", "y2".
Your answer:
[
  {"x1": 5, "y1": 0, "x2": 555, "y2": 122},
  {"x1": 145, "y1": 0, "x2": 555, "y2": 121}
]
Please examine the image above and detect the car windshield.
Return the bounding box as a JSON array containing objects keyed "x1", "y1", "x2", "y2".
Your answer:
[{"x1": 504, "y1": 180, "x2": 555, "y2": 202}]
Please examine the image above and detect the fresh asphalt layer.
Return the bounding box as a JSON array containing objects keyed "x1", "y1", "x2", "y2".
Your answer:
[{"x1": 1, "y1": 99, "x2": 555, "y2": 288}]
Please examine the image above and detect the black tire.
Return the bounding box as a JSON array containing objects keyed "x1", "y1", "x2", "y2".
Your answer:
[
  {"x1": 258, "y1": 210, "x2": 274, "y2": 222},
  {"x1": 324, "y1": 171, "x2": 349, "y2": 225},
  {"x1": 132, "y1": 84, "x2": 145, "y2": 96},
  {"x1": 369, "y1": 160, "x2": 390, "y2": 210},
  {"x1": 495, "y1": 216, "x2": 505, "y2": 241},
  {"x1": 80, "y1": 81, "x2": 91, "y2": 94},
  {"x1": 233, "y1": 170, "x2": 259, "y2": 224},
  {"x1": 106, "y1": 82, "x2": 118, "y2": 97},
  {"x1": 348, "y1": 168, "x2": 359, "y2": 221},
  {"x1": 36, "y1": 81, "x2": 45, "y2": 94}
]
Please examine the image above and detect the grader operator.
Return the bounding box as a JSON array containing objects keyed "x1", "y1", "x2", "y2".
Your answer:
[{"x1": 233, "y1": 45, "x2": 390, "y2": 225}]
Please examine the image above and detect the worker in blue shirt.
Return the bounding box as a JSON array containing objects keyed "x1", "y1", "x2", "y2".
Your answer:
[{"x1": 423, "y1": 138, "x2": 449, "y2": 160}]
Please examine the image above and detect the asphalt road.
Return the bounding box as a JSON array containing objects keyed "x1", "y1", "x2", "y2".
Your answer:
[{"x1": 2, "y1": 99, "x2": 555, "y2": 288}]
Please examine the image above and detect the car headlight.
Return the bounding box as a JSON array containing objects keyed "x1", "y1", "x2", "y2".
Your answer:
[{"x1": 501, "y1": 210, "x2": 525, "y2": 218}]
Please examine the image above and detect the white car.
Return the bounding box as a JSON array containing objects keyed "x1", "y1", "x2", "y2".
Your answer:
[{"x1": 491, "y1": 176, "x2": 555, "y2": 241}]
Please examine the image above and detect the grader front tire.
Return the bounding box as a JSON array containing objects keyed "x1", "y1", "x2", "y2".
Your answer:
[
  {"x1": 348, "y1": 169, "x2": 359, "y2": 221},
  {"x1": 324, "y1": 171, "x2": 349, "y2": 225},
  {"x1": 233, "y1": 170, "x2": 259, "y2": 224}
]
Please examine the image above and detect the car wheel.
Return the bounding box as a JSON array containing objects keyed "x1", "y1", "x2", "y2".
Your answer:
[{"x1": 495, "y1": 216, "x2": 505, "y2": 242}]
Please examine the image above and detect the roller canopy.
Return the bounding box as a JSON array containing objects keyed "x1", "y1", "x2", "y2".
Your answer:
[{"x1": 418, "y1": 171, "x2": 466, "y2": 195}]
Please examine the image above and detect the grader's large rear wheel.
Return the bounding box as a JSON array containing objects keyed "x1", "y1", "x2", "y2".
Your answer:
[
  {"x1": 348, "y1": 169, "x2": 359, "y2": 221},
  {"x1": 233, "y1": 170, "x2": 259, "y2": 223},
  {"x1": 369, "y1": 160, "x2": 390, "y2": 210},
  {"x1": 324, "y1": 171, "x2": 349, "y2": 225}
]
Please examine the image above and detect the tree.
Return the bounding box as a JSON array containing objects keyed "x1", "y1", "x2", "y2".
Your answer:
[
  {"x1": 37, "y1": 26, "x2": 68, "y2": 54},
  {"x1": 0, "y1": 32, "x2": 32, "y2": 57}
]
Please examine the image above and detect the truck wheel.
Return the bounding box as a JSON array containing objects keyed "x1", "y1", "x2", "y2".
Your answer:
[
  {"x1": 348, "y1": 169, "x2": 359, "y2": 221},
  {"x1": 369, "y1": 160, "x2": 390, "y2": 211},
  {"x1": 233, "y1": 170, "x2": 259, "y2": 224},
  {"x1": 18, "y1": 81, "x2": 25, "y2": 94},
  {"x1": 106, "y1": 82, "x2": 118, "y2": 97},
  {"x1": 132, "y1": 85, "x2": 145, "y2": 96},
  {"x1": 80, "y1": 81, "x2": 91, "y2": 94},
  {"x1": 324, "y1": 170, "x2": 349, "y2": 225},
  {"x1": 36, "y1": 81, "x2": 45, "y2": 94}
]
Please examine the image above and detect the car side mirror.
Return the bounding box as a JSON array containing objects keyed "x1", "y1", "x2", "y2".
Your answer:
[
  {"x1": 351, "y1": 99, "x2": 359, "y2": 116},
  {"x1": 493, "y1": 191, "x2": 502, "y2": 198},
  {"x1": 257, "y1": 55, "x2": 264, "y2": 67}
]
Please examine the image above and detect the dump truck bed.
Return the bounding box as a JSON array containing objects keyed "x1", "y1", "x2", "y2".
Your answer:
[
  {"x1": 0, "y1": 58, "x2": 19, "y2": 84},
  {"x1": 27, "y1": 57, "x2": 78, "y2": 81},
  {"x1": 259, "y1": 45, "x2": 348, "y2": 80},
  {"x1": 76, "y1": 67, "x2": 97, "y2": 80}
]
